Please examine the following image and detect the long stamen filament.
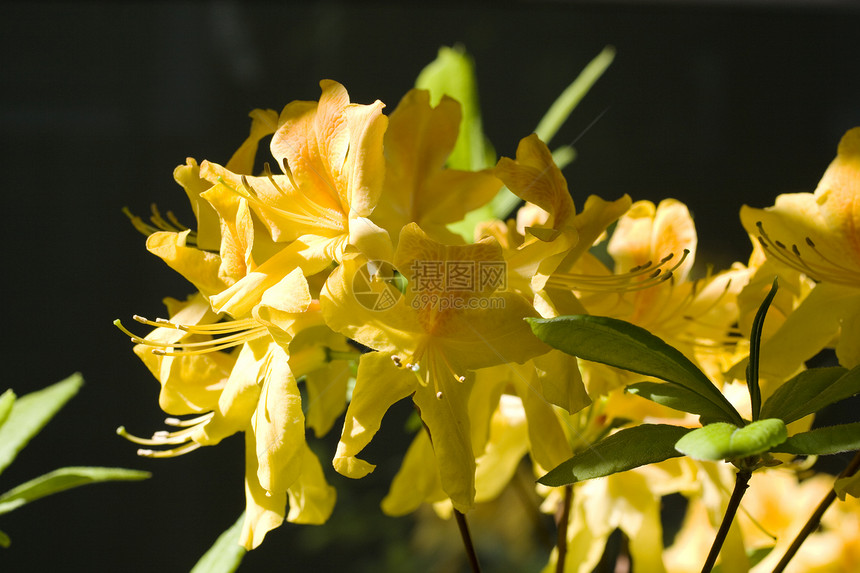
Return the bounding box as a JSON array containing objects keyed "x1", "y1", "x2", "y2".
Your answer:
[
  {"x1": 547, "y1": 249, "x2": 690, "y2": 292},
  {"x1": 756, "y1": 222, "x2": 860, "y2": 286}
]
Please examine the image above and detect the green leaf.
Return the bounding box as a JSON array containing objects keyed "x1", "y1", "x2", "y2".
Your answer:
[
  {"x1": 0, "y1": 373, "x2": 84, "y2": 476},
  {"x1": 538, "y1": 424, "x2": 690, "y2": 486},
  {"x1": 527, "y1": 315, "x2": 743, "y2": 425},
  {"x1": 415, "y1": 44, "x2": 493, "y2": 172},
  {"x1": 772, "y1": 422, "x2": 860, "y2": 456},
  {"x1": 0, "y1": 529, "x2": 9, "y2": 548},
  {"x1": 675, "y1": 419, "x2": 788, "y2": 461},
  {"x1": 760, "y1": 365, "x2": 859, "y2": 425},
  {"x1": 0, "y1": 466, "x2": 150, "y2": 515},
  {"x1": 747, "y1": 278, "x2": 779, "y2": 421},
  {"x1": 626, "y1": 381, "x2": 734, "y2": 423},
  {"x1": 0, "y1": 390, "x2": 15, "y2": 429},
  {"x1": 534, "y1": 45, "x2": 615, "y2": 145},
  {"x1": 190, "y1": 512, "x2": 247, "y2": 573}
]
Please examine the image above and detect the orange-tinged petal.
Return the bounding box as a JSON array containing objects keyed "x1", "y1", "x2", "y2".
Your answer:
[{"x1": 495, "y1": 133, "x2": 575, "y2": 229}]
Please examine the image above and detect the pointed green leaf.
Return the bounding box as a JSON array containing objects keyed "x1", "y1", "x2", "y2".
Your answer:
[
  {"x1": 534, "y1": 45, "x2": 615, "y2": 145},
  {"x1": 626, "y1": 381, "x2": 734, "y2": 423},
  {"x1": 0, "y1": 466, "x2": 150, "y2": 515},
  {"x1": 537, "y1": 424, "x2": 690, "y2": 486},
  {"x1": 190, "y1": 512, "x2": 247, "y2": 573},
  {"x1": 747, "y1": 278, "x2": 779, "y2": 421},
  {"x1": 0, "y1": 374, "x2": 84, "y2": 476},
  {"x1": 760, "y1": 366, "x2": 859, "y2": 424},
  {"x1": 772, "y1": 422, "x2": 860, "y2": 456},
  {"x1": 527, "y1": 315, "x2": 744, "y2": 425},
  {"x1": 0, "y1": 390, "x2": 15, "y2": 429},
  {"x1": 675, "y1": 419, "x2": 788, "y2": 461}
]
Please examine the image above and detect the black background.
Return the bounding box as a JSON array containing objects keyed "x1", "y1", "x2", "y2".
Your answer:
[{"x1": 2, "y1": 1, "x2": 859, "y2": 571}]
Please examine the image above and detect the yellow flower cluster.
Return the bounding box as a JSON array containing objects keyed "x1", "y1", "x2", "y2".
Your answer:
[{"x1": 117, "y1": 71, "x2": 860, "y2": 570}]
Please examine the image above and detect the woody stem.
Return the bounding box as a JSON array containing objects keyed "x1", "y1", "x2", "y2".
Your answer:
[
  {"x1": 454, "y1": 509, "x2": 482, "y2": 573},
  {"x1": 555, "y1": 484, "x2": 573, "y2": 573},
  {"x1": 701, "y1": 469, "x2": 751, "y2": 573}
]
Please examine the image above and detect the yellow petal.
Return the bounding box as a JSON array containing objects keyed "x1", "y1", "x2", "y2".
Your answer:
[
  {"x1": 240, "y1": 430, "x2": 286, "y2": 550},
  {"x1": 145, "y1": 230, "x2": 228, "y2": 298},
  {"x1": 412, "y1": 369, "x2": 475, "y2": 513},
  {"x1": 381, "y1": 430, "x2": 447, "y2": 516},
  {"x1": 495, "y1": 133, "x2": 575, "y2": 229},
  {"x1": 285, "y1": 441, "x2": 337, "y2": 524},
  {"x1": 333, "y1": 351, "x2": 416, "y2": 478},
  {"x1": 252, "y1": 342, "x2": 305, "y2": 494}
]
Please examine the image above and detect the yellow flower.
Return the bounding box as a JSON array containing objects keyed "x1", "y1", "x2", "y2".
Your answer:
[
  {"x1": 371, "y1": 88, "x2": 502, "y2": 245},
  {"x1": 197, "y1": 80, "x2": 391, "y2": 318},
  {"x1": 116, "y1": 274, "x2": 342, "y2": 549},
  {"x1": 491, "y1": 133, "x2": 632, "y2": 299},
  {"x1": 321, "y1": 222, "x2": 548, "y2": 512},
  {"x1": 741, "y1": 126, "x2": 860, "y2": 371}
]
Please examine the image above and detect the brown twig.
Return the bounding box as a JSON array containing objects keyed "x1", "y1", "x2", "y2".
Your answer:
[
  {"x1": 556, "y1": 484, "x2": 573, "y2": 573},
  {"x1": 701, "y1": 469, "x2": 752, "y2": 573},
  {"x1": 454, "y1": 508, "x2": 482, "y2": 573}
]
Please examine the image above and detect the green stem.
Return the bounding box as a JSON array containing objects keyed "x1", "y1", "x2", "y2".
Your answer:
[
  {"x1": 772, "y1": 450, "x2": 860, "y2": 573},
  {"x1": 555, "y1": 485, "x2": 573, "y2": 573},
  {"x1": 701, "y1": 469, "x2": 752, "y2": 573},
  {"x1": 454, "y1": 509, "x2": 482, "y2": 573}
]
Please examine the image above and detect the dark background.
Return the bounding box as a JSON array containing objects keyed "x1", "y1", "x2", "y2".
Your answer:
[{"x1": 2, "y1": 1, "x2": 859, "y2": 571}]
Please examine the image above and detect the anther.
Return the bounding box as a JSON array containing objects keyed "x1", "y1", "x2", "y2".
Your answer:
[{"x1": 436, "y1": 391, "x2": 443, "y2": 400}]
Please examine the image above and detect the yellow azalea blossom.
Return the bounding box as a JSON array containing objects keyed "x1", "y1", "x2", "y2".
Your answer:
[
  {"x1": 490, "y1": 133, "x2": 632, "y2": 300},
  {"x1": 140, "y1": 108, "x2": 280, "y2": 298},
  {"x1": 194, "y1": 80, "x2": 391, "y2": 318},
  {"x1": 321, "y1": 222, "x2": 549, "y2": 512},
  {"x1": 117, "y1": 272, "x2": 344, "y2": 549},
  {"x1": 371, "y1": 88, "x2": 502, "y2": 245},
  {"x1": 541, "y1": 198, "x2": 748, "y2": 398},
  {"x1": 741, "y1": 126, "x2": 860, "y2": 372}
]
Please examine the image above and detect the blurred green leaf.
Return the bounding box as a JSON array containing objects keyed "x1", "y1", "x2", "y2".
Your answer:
[
  {"x1": 772, "y1": 422, "x2": 860, "y2": 456},
  {"x1": 538, "y1": 424, "x2": 690, "y2": 486},
  {"x1": 527, "y1": 315, "x2": 743, "y2": 425},
  {"x1": 415, "y1": 44, "x2": 493, "y2": 171},
  {"x1": 0, "y1": 529, "x2": 9, "y2": 548},
  {"x1": 675, "y1": 419, "x2": 787, "y2": 461},
  {"x1": 760, "y1": 366, "x2": 858, "y2": 425},
  {"x1": 0, "y1": 373, "x2": 84, "y2": 476},
  {"x1": 0, "y1": 390, "x2": 15, "y2": 430},
  {"x1": 0, "y1": 466, "x2": 150, "y2": 515},
  {"x1": 627, "y1": 381, "x2": 733, "y2": 423},
  {"x1": 190, "y1": 512, "x2": 247, "y2": 573},
  {"x1": 534, "y1": 45, "x2": 615, "y2": 145}
]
